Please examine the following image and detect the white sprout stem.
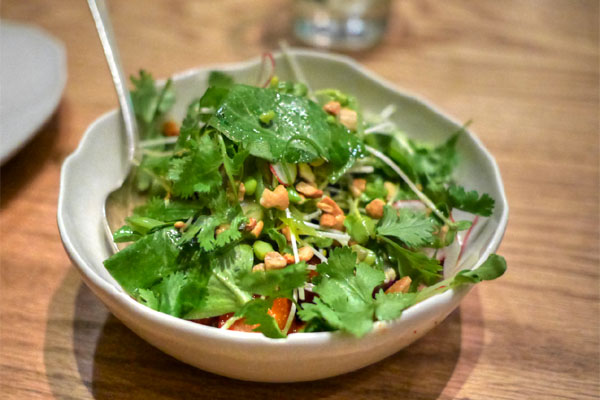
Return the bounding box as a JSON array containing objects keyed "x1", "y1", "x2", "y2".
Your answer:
[
  {"x1": 297, "y1": 237, "x2": 328, "y2": 264},
  {"x1": 380, "y1": 104, "x2": 397, "y2": 120},
  {"x1": 284, "y1": 299, "x2": 297, "y2": 335},
  {"x1": 301, "y1": 221, "x2": 351, "y2": 241},
  {"x1": 279, "y1": 40, "x2": 315, "y2": 100},
  {"x1": 140, "y1": 136, "x2": 179, "y2": 148},
  {"x1": 364, "y1": 121, "x2": 395, "y2": 134},
  {"x1": 310, "y1": 246, "x2": 328, "y2": 263},
  {"x1": 220, "y1": 315, "x2": 241, "y2": 330},
  {"x1": 284, "y1": 209, "x2": 302, "y2": 328},
  {"x1": 285, "y1": 209, "x2": 300, "y2": 264},
  {"x1": 303, "y1": 210, "x2": 322, "y2": 221},
  {"x1": 347, "y1": 165, "x2": 375, "y2": 174},
  {"x1": 365, "y1": 145, "x2": 452, "y2": 226}
]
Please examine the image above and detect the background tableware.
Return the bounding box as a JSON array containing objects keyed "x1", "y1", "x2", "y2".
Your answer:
[
  {"x1": 293, "y1": 0, "x2": 391, "y2": 51},
  {"x1": 0, "y1": 21, "x2": 66, "y2": 164}
]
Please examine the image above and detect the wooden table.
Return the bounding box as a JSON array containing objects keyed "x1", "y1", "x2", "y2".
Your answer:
[{"x1": 1, "y1": 0, "x2": 598, "y2": 398}]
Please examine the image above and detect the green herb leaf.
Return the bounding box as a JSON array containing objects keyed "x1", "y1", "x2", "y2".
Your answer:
[
  {"x1": 448, "y1": 185, "x2": 495, "y2": 216},
  {"x1": 168, "y1": 135, "x2": 223, "y2": 197},
  {"x1": 344, "y1": 212, "x2": 376, "y2": 245},
  {"x1": 377, "y1": 206, "x2": 436, "y2": 248},
  {"x1": 130, "y1": 70, "x2": 175, "y2": 133},
  {"x1": 208, "y1": 71, "x2": 234, "y2": 89},
  {"x1": 184, "y1": 244, "x2": 254, "y2": 319},
  {"x1": 234, "y1": 298, "x2": 285, "y2": 339},
  {"x1": 298, "y1": 248, "x2": 385, "y2": 337},
  {"x1": 374, "y1": 290, "x2": 417, "y2": 321},
  {"x1": 416, "y1": 254, "x2": 507, "y2": 302},
  {"x1": 209, "y1": 84, "x2": 363, "y2": 180},
  {"x1": 133, "y1": 197, "x2": 203, "y2": 222},
  {"x1": 238, "y1": 262, "x2": 307, "y2": 298},
  {"x1": 382, "y1": 237, "x2": 442, "y2": 286},
  {"x1": 104, "y1": 228, "x2": 183, "y2": 293}
]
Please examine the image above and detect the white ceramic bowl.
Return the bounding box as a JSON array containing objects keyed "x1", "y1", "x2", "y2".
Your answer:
[{"x1": 58, "y1": 49, "x2": 508, "y2": 382}]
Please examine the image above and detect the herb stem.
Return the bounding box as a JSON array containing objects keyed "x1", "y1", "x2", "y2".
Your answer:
[{"x1": 365, "y1": 145, "x2": 453, "y2": 227}]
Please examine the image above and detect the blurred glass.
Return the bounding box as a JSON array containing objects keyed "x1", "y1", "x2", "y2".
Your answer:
[{"x1": 293, "y1": 0, "x2": 391, "y2": 51}]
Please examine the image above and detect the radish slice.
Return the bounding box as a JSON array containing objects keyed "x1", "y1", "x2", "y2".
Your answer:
[
  {"x1": 458, "y1": 216, "x2": 479, "y2": 261},
  {"x1": 260, "y1": 52, "x2": 275, "y2": 88},
  {"x1": 442, "y1": 237, "x2": 461, "y2": 278},
  {"x1": 270, "y1": 162, "x2": 297, "y2": 186}
]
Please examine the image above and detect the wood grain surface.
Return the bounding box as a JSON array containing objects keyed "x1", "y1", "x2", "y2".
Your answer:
[{"x1": 1, "y1": 0, "x2": 598, "y2": 399}]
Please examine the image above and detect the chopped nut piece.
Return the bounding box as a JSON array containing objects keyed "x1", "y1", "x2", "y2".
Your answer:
[
  {"x1": 384, "y1": 181, "x2": 397, "y2": 202},
  {"x1": 384, "y1": 267, "x2": 397, "y2": 283},
  {"x1": 317, "y1": 196, "x2": 344, "y2": 216},
  {"x1": 264, "y1": 252, "x2": 287, "y2": 270},
  {"x1": 296, "y1": 181, "x2": 323, "y2": 198},
  {"x1": 320, "y1": 213, "x2": 345, "y2": 230},
  {"x1": 174, "y1": 221, "x2": 186, "y2": 229},
  {"x1": 283, "y1": 253, "x2": 295, "y2": 264},
  {"x1": 215, "y1": 224, "x2": 229, "y2": 236},
  {"x1": 298, "y1": 246, "x2": 314, "y2": 262},
  {"x1": 244, "y1": 217, "x2": 257, "y2": 232},
  {"x1": 281, "y1": 226, "x2": 292, "y2": 242},
  {"x1": 298, "y1": 163, "x2": 316, "y2": 183},
  {"x1": 162, "y1": 120, "x2": 180, "y2": 137},
  {"x1": 238, "y1": 182, "x2": 246, "y2": 201},
  {"x1": 323, "y1": 101, "x2": 341, "y2": 116},
  {"x1": 259, "y1": 185, "x2": 289, "y2": 210},
  {"x1": 339, "y1": 108, "x2": 357, "y2": 131},
  {"x1": 351, "y1": 178, "x2": 367, "y2": 197},
  {"x1": 385, "y1": 276, "x2": 412, "y2": 294},
  {"x1": 366, "y1": 198, "x2": 385, "y2": 219},
  {"x1": 250, "y1": 220, "x2": 264, "y2": 238},
  {"x1": 252, "y1": 263, "x2": 265, "y2": 272}
]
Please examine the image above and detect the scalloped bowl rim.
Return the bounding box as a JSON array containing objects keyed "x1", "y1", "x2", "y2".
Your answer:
[{"x1": 58, "y1": 50, "x2": 508, "y2": 355}]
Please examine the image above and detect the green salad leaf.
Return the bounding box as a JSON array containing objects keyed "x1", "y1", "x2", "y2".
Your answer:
[
  {"x1": 448, "y1": 185, "x2": 495, "y2": 217},
  {"x1": 104, "y1": 228, "x2": 183, "y2": 293},
  {"x1": 209, "y1": 84, "x2": 363, "y2": 180},
  {"x1": 376, "y1": 206, "x2": 436, "y2": 248}
]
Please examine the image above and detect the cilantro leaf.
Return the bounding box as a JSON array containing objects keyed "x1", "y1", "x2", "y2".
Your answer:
[
  {"x1": 374, "y1": 290, "x2": 417, "y2": 321},
  {"x1": 168, "y1": 135, "x2": 223, "y2": 197},
  {"x1": 133, "y1": 197, "x2": 203, "y2": 222},
  {"x1": 238, "y1": 262, "x2": 307, "y2": 298},
  {"x1": 180, "y1": 215, "x2": 220, "y2": 250},
  {"x1": 234, "y1": 298, "x2": 285, "y2": 339},
  {"x1": 214, "y1": 213, "x2": 247, "y2": 248},
  {"x1": 298, "y1": 248, "x2": 386, "y2": 337},
  {"x1": 130, "y1": 70, "x2": 175, "y2": 136},
  {"x1": 104, "y1": 228, "x2": 183, "y2": 293},
  {"x1": 376, "y1": 206, "x2": 436, "y2": 248},
  {"x1": 208, "y1": 71, "x2": 234, "y2": 89},
  {"x1": 382, "y1": 237, "x2": 442, "y2": 286},
  {"x1": 448, "y1": 185, "x2": 495, "y2": 216},
  {"x1": 184, "y1": 244, "x2": 254, "y2": 319}
]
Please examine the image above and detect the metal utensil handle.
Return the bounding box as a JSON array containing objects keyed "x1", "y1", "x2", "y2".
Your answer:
[{"x1": 87, "y1": 0, "x2": 139, "y2": 163}]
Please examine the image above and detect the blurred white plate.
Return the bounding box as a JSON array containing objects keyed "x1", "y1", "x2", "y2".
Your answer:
[{"x1": 0, "y1": 21, "x2": 67, "y2": 164}]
